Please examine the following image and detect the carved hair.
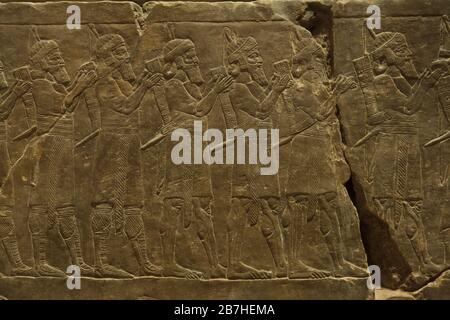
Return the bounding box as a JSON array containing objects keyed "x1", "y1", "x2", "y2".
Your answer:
[
  {"x1": 94, "y1": 34, "x2": 127, "y2": 59},
  {"x1": 223, "y1": 27, "x2": 258, "y2": 65},
  {"x1": 290, "y1": 27, "x2": 325, "y2": 61},
  {"x1": 28, "y1": 26, "x2": 59, "y2": 65}
]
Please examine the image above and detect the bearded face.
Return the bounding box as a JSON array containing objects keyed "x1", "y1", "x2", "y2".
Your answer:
[
  {"x1": 45, "y1": 50, "x2": 70, "y2": 85},
  {"x1": 292, "y1": 53, "x2": 328, "y2": 82},
  {"x1": 244, "y1": 48, "x2": 268, "y2": 87},
  {"x1": 177, "y1": 48, "x2": 204, "y2": 86},
  {"x1": 385, "y1": 41, "x2": 418, "y2": 80},
  {"x1": 111, "y1": 44, "x2": 136, "y2": 83}
]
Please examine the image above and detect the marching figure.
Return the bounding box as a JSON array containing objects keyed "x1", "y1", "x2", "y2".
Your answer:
[
  {"x1": 26, "y1": 27, "x2": 95, "y2": 277},
  {"x1": 145, "y1": 37, "x2": 233, "y2": 279},
  {"x1": 85, "y1": 27, "x2": 162, "y2": 278},
  {"x1": 419, "y1": 16, "x2": 450, "y2": 265},
  {"x1": 278, "y1": 27, "x2": 365, "y2": 278},
  {"x1": 0, "y1": 60, "x2": 34, "y2": 277},
  {"x1": 352, "y1": 25, "x2": 442, "y2": 279},
  {"x1": 220, "y1": 27, "x2": 289, "y2": 279}
]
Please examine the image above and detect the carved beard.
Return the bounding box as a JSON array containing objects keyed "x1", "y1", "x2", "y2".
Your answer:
[
  {"x1": 0, "y1": 72, "x2": 8, "y2": 90},
  {"x1": 308, "y1": 62, "x2": 329, "y2": 83},
  {"x1": 49, "y1": 66, "x2": 71, "y2": 86},
  {"x1": 397, "y1": 59, "x2": 418, "y2": 81},
  {"x1": 248, "y1": 65, "x2": 268, "y2": 87},
  {"x1": 118, "y1": 62, "x2": 136, "y2": 83},
  {"x1": 183, "y1": 64, "x2": 204, "y2": 86}
]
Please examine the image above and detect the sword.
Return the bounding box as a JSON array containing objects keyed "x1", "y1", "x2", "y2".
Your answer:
[
  {"x1": 424, "y1": 130, "x2": 450, "y2": 147},
  {"x1": 353, "y1": 126, "x2": 382, "y2": 147},
  {"x1": 11, "y1": 125, "x2": 37, "y2": 142},
  {"x1": 140, "y1": 58, "x2": 177, "y2": 151},
  {"x1": 75, "y1": 128, "x2": 100, "y2": 148},
  {"x1": 140, "y1": 121, "x2": 177, "y2": 150},
  {"x1": 11, "y1": 66, "x2": 38, "y2": 142}
]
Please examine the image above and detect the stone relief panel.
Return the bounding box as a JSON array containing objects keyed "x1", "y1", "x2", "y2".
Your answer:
[
  {"x1": 334, "y1": 0, "x2": 450, "y2": 294},
  {"x1": 0, "y1": 0, "x2": 447, "y2": 300}
]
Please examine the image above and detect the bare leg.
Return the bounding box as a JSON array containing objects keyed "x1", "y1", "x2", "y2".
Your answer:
[
  {"x1": 56, "y1": 206, "x2": 95, "y2": 277},
  {"x1": 124, "y1": 207, "x2": 162, "y2": 277},
  {"x1": 28, "y1": 205, "x2": 65, "y2": 277},
  {"x1": 91, "y1": 204, "x2": 133, "y2": 278},
  {"x1": 281, "y1": 195, "x2": 330, "y2": 279},
  {"x1": 260, "y1": 198, "x2": 287, "y2": 278},
  {"x1": 403, "y1": 200, "x2": 440, "y2": 276},
  {"x1": 192, "y1": 197, "x2": 226, "y2": 279},
  {"x1": 0, "y1": 207, "x2": 34, "y2": 276},
  {"x1": 319, "y1": 193, "x2": 367, "y2": 277},
  {"x1": 160, "y1": 198, "x2": 203, "y2": 279},
  {"x1": 226, "y1": 197, "x2": 272, "y2": 280}
]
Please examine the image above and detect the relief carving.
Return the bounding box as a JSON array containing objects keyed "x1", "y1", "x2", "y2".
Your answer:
[{"x1": 0, "y1": 0, "x2": 447, "y2": 300}]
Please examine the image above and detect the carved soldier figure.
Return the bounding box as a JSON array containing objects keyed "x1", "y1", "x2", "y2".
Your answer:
[
  {"x1": 277, "y1": 28, "x2": 364, "y2": 277},
  {"x1": 421, "y1": 15, "x2": 450, "y2": 264},
  {"x1": 26, "y1": 28, "x2": 95, "y2": 277},
  {"x1": 352, "y1": 26, "x2": 442, "y2": 278},
  {"x1": 220, "y1": 27, "x2": 289, "y2": 279},
  {"x1": 86, "y1": 30, "x2": 163, "y2": 278},
  {"x1": 0, "y1": 61, "x2": 34, "y2": 277},
  {"x1": 153, "y1": 38, "x2": 232, "y2": 279}
]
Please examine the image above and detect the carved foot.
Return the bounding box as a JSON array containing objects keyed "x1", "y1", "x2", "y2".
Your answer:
[
  {"x1": 163, "y1": 264, "x2": 204, "y2": 280},
  {"x1": 35, "y1": 263, "x2": 66, "y2": 278},
  {"x1": 227, "y1": 262, "x2": 272, "y2": 280},
  {"x1": 79, "y1": 262, "x2": 96, "y2": 277},
  {"x1": 289, "y1": 261, "x2": 331, "y2": 279},
  {"x1": 400, "y1": 272, "x2": 428, "y2": 292},
  {"x1": 421, "y1": 260, "x2": 442, "y2": 276},
  {"x1": 334, "y1": 260, "x2": 368, "y2": 277},
  {"x1": 95, "y1": 264, "x2": 134, "y2": 279},
  {"x1": 209, "y1": 264, "x2": 227, "y2": 279},
  {"x1": 141, "y1": 262, "x2": 163, "y2": 277},
  {"x1": 274, "y1": 265, "x2": 288, "y2": 278},
  {"x1": 11, "y1": 264, "x2": 36, "y2": 277}
]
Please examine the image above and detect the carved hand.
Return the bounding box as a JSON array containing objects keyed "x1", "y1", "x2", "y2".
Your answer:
[
  {"x1": 78, "y1": 70, "x2": 97, "y2": 90},
  {"x1": 333, "y1": 74, "x2": 354, "y2": 95},
  {"x1": 419, "y1": 68, "x2": 445, "y2": 90},
  {"x1": 144, "y1": 73, "x2": 163, "y2": 89},
  {"x1": 12, "y1": 80, "x2": 32, "y2": 97},
  {"x1": 213, "y1": 75, "x2": 233, "y2": 94},
  {"x1": 272, "y1": 74, "x2": 290, "y2": 93}
]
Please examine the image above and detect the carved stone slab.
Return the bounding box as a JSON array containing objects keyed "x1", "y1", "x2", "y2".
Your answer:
[
  {"x1": 2, "y1": 0, "x2": 447, "y2": 300},
  {"x1": 334, "y1": 0, "x2": 450, "y2": 296}
]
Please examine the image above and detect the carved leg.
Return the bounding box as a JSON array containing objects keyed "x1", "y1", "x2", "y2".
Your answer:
[
  {"x1": 160, "y1": 198, "x2": 203, "y2": 279},
  {"x1": 260, "y1": 197, "x2": 287, "y2": 278},
  {"x1": 281, "y1": 195, "x2": 330, "y2": 279},
  {"x1": 91, "y1": 204, "x2": 133, "y2": 278},
  {"x1": 28, "y1": 205, "x2": 65, "y2": 277},
  {"x1": 319, "y1": 193, "x2": 366, "y2": 277},
  {"x1": 56, "y1": 206, "x2": 95, "y2": 277},
  {"x1": 403, "y1": 200, "x2": 441, "y2": 276},
  {"x1": 0, "y1": 207, "x2": 34, "y2": 276},
  {"x1": 374, "y1": 197, "x2": 397, "y2": 230},
  {"x1": 124, "y1": 206, "x2": 162, "y2": 277},
  {"x1": 226, "y1": 197, "x2": 271, "y2": 280},
  {"x1": 192, "y1": 197, "x2": 225, "y2": 279}
]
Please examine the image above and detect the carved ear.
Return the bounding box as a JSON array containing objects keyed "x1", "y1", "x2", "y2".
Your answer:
[
  {"x1": 223, "y1": 27, "x2": 237, "y2": 45},
  {"x1": 162, "y1": 61, "x2": 177, "y2": 80}
]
